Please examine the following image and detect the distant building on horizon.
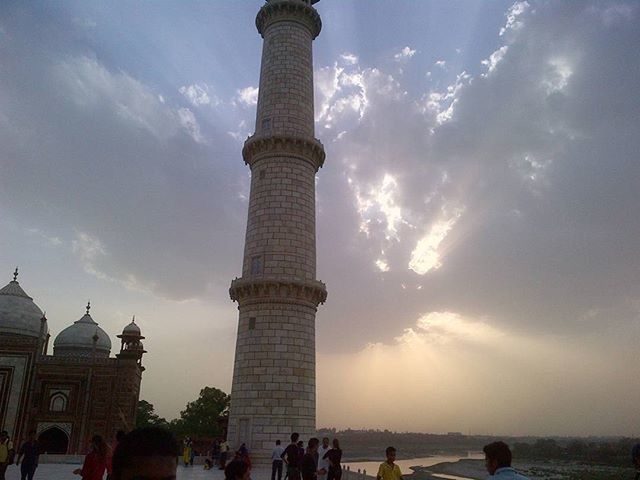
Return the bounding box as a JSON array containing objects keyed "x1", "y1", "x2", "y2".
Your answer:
[{"x1": 0, "y1": 268, "x2": 145, "y2": 454}]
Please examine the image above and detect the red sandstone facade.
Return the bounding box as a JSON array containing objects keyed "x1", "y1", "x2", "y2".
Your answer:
[{"x1": 0, "y1": 271, "x2": 145, "y2": 454}]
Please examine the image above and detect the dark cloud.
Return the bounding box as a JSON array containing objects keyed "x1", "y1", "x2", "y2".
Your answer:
[{"x1": 313, "y1": 0, "x2": 640, "y2": 351}]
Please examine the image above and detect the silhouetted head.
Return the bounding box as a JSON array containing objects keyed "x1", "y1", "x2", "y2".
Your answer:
[
  {"x1": 291, "y1": 432, "x2": 299, "y2": 443},
  {"x1": 91, "y1": 435, "x2": 109, "y2": 459},
  {"x1": 308, "y1": 438, "x2": 319, "y2": 453},
  {"x1": 385, "y1": 446, "x2": 396, "y2": 464},
  {"x1": 332, "y1": 439, "x2": 340, "y2": 449},
  {"x1": 483, "y1": 441, "x2": 512, "y2": 475},
  {"x1": 112, "y1": 427, "x2": 179, "y2": 480},
  {"x1": 225, "y1": 459, "x2": 250, "y2": 480}
]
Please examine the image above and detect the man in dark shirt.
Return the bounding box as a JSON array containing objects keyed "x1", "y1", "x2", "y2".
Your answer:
[
  {"x1": 16, "y1": 430, "x2": 38, "y2": 480},
  {"x1": 281, "y1": 433, "x2": 301, "y2": 480},
  {"x1": 301, "y1": 438, "x2": 320, "y2": 480}
]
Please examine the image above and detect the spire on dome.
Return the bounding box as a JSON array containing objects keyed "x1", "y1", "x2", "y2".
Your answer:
[
  {"x1": 13, "y1": 267, "x2": 18, "y2": 282},
  {"x1": 86, "y1": 300, "x2": 91, "y2": 315}
]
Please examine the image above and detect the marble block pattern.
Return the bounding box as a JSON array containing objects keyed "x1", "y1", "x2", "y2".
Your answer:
[{"x1": 228, "y1": 0, "x2": 327, "y2": 465}]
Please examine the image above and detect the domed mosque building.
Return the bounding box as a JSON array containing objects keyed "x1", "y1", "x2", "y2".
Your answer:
[{"x1": 0, "y1": 268, "x2": 145, "y2": 454}]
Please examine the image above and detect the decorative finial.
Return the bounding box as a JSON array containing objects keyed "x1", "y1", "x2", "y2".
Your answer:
[
  {"x1": 13, "y1": 267, "x2": 18, "y2": 282},
  {"x1": 132, "y1": 315, "x2": 136, "y2": 323},
  {"x1": 86, "y1": 300, "x2": 91, "y2": 315}
]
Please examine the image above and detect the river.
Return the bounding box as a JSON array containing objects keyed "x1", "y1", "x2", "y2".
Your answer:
[{"x1": 343, "y1": 453, "x2": 484, "y2": 480}]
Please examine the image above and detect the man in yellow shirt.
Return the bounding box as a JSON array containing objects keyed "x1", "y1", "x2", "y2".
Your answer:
[
  {"x1": 376, "y1": 447, "x2": 402, "y2": 480},
  {"x1": 0, "y1": 430, "x2": 15, "y2": 480}
]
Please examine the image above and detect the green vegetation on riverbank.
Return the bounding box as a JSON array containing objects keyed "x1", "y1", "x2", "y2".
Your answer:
[{"x1": 513, "y1": 437, "x2": 638, "y2": 466}]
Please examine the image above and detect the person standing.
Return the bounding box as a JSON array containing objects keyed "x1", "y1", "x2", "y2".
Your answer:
[
  {"x1": 300, "y1": 438, "x2": 320, "y2": 480},
  {"x1": 219, "y1": 439, "x2": 230, "y2": 470},
  {"x1": 0, "y1": 431, "x2": 14, "y2": 480},
  {"x1": 182, "y1": 437, "x2": 193, "y2": 467},
  {"x1": 73, "y1": 435, "x2": 109, "y2": 480},
  {"x1": 211, "y1": 439, "x2": 220, "y2": 465},
  {"x1": 281, "y1": 433, "x2": 301, "y2": 480},
  {"x1": 324, "y1": 439, "x2": 342, "y2": 480},
  {"x1": 106, "y1": 430, "x2": 126, "y2": 480},
  {"x1": 16, "y1": 430, "x2": 39, "y2": 480},
  {"x1": 317, "y1": 438, "x2": 330, "y2": 480},
  {"x1": 271, "y1": 440, "x2": 284, "y2": 480},
  {"x1": 483, "y1": 441, "x2": 530, "y2": 479},
  {"x1": 376, "y1": 447, "x2": 402, "y2": 480}
]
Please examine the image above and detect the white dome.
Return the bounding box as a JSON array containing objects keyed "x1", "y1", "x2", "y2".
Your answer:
[
  {"x1": 53, "y1": 306, "x2": 111, "y2": 358},
  {"x1": 0, "y1": 276, "x2": 47, "y2": 338},
  {"x1": 122, "y1": 320, "x2": 141, "y2": 335}
]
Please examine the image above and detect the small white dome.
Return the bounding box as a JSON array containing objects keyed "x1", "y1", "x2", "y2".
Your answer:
[
  {"x1": 122, "y1": 319, "x2": 141, "y2": 335},
  {"x1": 0, "y1": 271, "x2": 47, "y2": 338},
  {"x1": 53, "y1": 304, "x2": 111, "y2": 358}
]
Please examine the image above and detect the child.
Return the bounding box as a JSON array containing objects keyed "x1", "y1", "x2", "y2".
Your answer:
[{"x1": 376, "y1": 447, "x2": 402, "y2": 480}]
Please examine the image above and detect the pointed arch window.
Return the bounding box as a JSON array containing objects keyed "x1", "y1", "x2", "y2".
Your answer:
[{"x1": 49, "y1": 392, "x2": 68, "y2": 412}]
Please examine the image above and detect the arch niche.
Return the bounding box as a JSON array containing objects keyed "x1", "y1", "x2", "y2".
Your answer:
[{"x1": 38, "y1": 427, "x2": 69, "y2": 454}]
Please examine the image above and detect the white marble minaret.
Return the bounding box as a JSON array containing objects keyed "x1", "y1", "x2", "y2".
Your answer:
[{"x1": 228, "y1": 0, "x2": 327, "y2": 464}]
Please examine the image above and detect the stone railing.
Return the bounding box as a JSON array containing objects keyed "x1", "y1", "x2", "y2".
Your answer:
[{"x1": 37, "y1": 355, "x2": 118, "y2": 365}]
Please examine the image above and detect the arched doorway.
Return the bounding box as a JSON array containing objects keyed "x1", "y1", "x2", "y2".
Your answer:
[{"x1": 38, "y1": 427, "x2": 69, "y2": 454}]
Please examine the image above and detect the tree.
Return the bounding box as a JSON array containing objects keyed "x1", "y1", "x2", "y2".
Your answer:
[
  {"x1": 135, "y1": 400, "x2": 168, "y2": 429},
  {"x1": 169, "y1": 386, "x2": 230, "y2": 438}
]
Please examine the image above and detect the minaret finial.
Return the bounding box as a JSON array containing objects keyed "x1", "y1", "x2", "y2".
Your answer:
[
  {"x1": 13, "y1": 267, "x2": 18, "y2": 282},
  {"x1": 132, "y1": 315, "x2": 136, "y2": 323},
  {"x1": 86, "y1": 300, "x2": 91, "y2": 315}
]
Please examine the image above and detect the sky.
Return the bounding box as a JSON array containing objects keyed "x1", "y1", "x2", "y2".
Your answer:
[{"x1": 1, "y1": 0, "x2": 639, "y2": 437}]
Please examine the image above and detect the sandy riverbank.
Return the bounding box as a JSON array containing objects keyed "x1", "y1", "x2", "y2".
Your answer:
[
  {"x1": 410, "y1": 458, "x2": 636, "y2": 480},
  {"x1": 409, "y1": 459, "x2": 484, "y2": 480}
]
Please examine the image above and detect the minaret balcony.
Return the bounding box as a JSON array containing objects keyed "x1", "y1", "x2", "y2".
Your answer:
[
  {"x1": 229, "y1": 276, "x2": 327, "y2": 308},
  {"x1": 242, "y1": 134, "x2": 325, "y2": 171},
  {"x1": 257, "y1": 0, "x2": 322, "y2": 39}
]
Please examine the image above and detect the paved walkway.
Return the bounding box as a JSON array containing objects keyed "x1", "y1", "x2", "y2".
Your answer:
[{"x1": 5, "y1": 464, "x2": 274, "y2": 480}]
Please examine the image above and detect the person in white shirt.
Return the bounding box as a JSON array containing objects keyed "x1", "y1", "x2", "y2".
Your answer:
[
  {"x1": 317, "y1": 437, "x2": 331, "y2": 480},
  {"x1": 271, "y1": 440, "x2": 285, "y2": 480}
]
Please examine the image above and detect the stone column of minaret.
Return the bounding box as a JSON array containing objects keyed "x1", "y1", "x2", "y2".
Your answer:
[{"x1": 228, "y1": 0, "x2": 327, "y2": 465}]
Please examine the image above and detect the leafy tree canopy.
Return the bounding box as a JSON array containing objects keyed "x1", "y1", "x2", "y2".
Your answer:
[
  {"x1": 169, "y1": 386, "x2": 230, "y2": 438},
  {"x1": 135, "y1": 399, "x2": 169, "y2": 429}
]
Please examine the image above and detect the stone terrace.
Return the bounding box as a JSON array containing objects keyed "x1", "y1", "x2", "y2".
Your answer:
[{"x1": 5, "y1": 464, "x2": 274, "y2": 480}]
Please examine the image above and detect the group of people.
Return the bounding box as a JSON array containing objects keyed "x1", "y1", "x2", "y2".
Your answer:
[
  {"x1": 373, "y1": 443, "x2": 531, "y2": 480},
  {"x1": 0, "y1": 429, "x2": 127, "y2": 480},
  {"x1": 77, "y1": 427, "x2": 179, "y2": 480},
  {"x1": 2, "y1": 426, "x2": 639, "y2": 480},
  {"x1": 0, "y1": 429, "x2": 39, "y2": 480},
  {"x1": 202, "y1": 438, "x2": 234, "y2": 470},
  {"x1": 270, "y1": 433, "x2": 343, "y2": 480}
]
